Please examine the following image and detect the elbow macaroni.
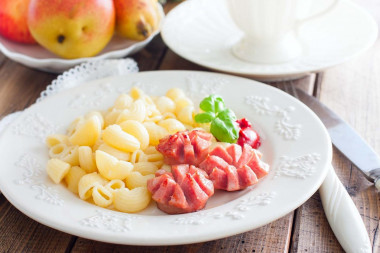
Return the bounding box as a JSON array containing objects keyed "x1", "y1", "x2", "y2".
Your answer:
[
  {"x1": 102, "y1": 124, "x2": 140, "y2": 152},
  {"x1": 95, "y1": 150, "x2": 133, "y2": 180},
  {"x1": 45, "y1": 86, "x2": 199, "y2": 214},
  {"x1": 113, "y1": 187, "x2": 151, "y2": 213}
]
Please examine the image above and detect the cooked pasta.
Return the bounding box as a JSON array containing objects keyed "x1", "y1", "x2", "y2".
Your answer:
[
  {"x1": 143, "y1": 145, "x2": 160, "y2": 155},
  {"x1": 116, "y1": 99, "x2": 146, "y2": 123},
  {"x1": 97, "y1": 143, "x2": 131, "y2": 161},
  {"x1": 46, "y1": 158, "x2": 71, "y2": 184},
  {"x1": 114, "y1": 94, "x2": 133, "y2": 109},
  {"x1": 46, "y1": 86, "x2": 201, "y2": 214},
  {"x1": 95, "y1": 150, "x2": 133, "y2": 180},
  {"x1": 161, "y1": 112, "x2": 176, "y2": 120},
  {"x1": 113, "y1": 187, "x2": 151, "y2": 213},
  {"x1": 119, "y1": 120, "x2": 150, "y2": 150},
  {"x1": 104, "y1": 108, "x2": 122, "y2": 127},
  {"x1": 132, "y1": 162, "x2": 158, "y2": 175},
  {"x1": 125, "y1": 172, "x2": 154, "y2": 189},
  {"x1": 67, "y1": 117, "x2": 83, "y2": 136},
  {"x1": 158, "y1": 118, "x2": 186, "y2": 134},
  {"x1": 160, "y1": 164, "x2": 172, "y2": 172},
  {"x1": 86, "y1": 111, "x2": 105, "y2": 129},
  {"x1": 166, "y1": 87, "x2": 185, "y2": 101},
  {"x1": 78, "y1": 146, "x2": 97, "y2": 173},
  {"x1": 143, "y1": 122, "x2": 169, "y2": 146},
  {"x1": 105, "y1": 179, "x2": 125, "y2": 193},
  {"x1": 130, "y1": 150, "x2": 147, "y2": 164},
  {"x1": 92, "y1": 185, "x2": 113, "y2": 207},
  {"x1": 46, "y1": 134, "x2": 69, "y2": 148},
  {"x1": 69, "y1": 115, "x2": 102, "y2": 146},
  {"x1": 78, "y1": 172, "x2": 107, "y2": 200},
  {"x1": 102, "y1": 124, "x2": 140, "y2": 152},
  {"x1": 61, "y1": 145, "x2": 80, "y2": 166},
  {"x1": 48, "y1": 143, "x2": 70, "y2": 159},
  {"x1": 154, "y1": 96, "x2": 175, "y2": 114},
  {"x1": 177, "y1": 106, "x2": 195, "y2": 125},
  {"x1": 64, "y1": 166, "x2": 86, "y2": 194},
  {"x1": 130, "y1": 86, "x2": 144, "y2": 100},
  {"x1": 174, "y1": 96, "x2": 193, "y2": 114}
]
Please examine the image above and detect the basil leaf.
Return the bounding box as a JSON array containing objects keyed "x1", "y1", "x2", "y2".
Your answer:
[
  {"x1": 217, "y1": 108, "x2": 237, "y2": 121},
  {"x1": 199, "y1": 96, "x2": 215, "y2": 112},
  {"x1": 210, "y1": 118, "x2": 239, "y2": 143},
  {"x1": 214, "y1": 96, "x2": 225, "y2": 113},
  {"x1": 194, "y1": 112, "x2": 215, "y2": 123},
  {"x1": 199, "y1": 95, "x2": 225, "y2": 113}
]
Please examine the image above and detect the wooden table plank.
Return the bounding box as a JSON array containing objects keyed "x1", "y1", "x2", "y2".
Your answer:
[
  {"x1": 289, "y1": 0, "x2": 380, "y2": 250},
  {"x1": 320, "y1": 36, "x2": 380, "y2": 252},
  {"x1": 0, "y1": 196, "x2": 73, "y2": 252},
  {"x1": 318, "y1": 2, "x2": 380, "y2": 250},
  {"x1": 0, "y1": 59, "x2": 56, "y2": 116},
  {"x1": 133, "y1": 35, "x2": 168, "y2": 71},
  {"x1": 71, "y1": 213, "x2": 295, "y2": 253},
  {"x1": 290, "y1": 192, "x2": 344, "y2": 252}
]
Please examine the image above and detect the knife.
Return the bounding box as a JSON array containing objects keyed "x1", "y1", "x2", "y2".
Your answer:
[
  {"x1": 295, "y1": 88, "x2": 380, "y2": 189},
  {"x1": 293, "y1": 88, "x2": 373, "y2": 253}
]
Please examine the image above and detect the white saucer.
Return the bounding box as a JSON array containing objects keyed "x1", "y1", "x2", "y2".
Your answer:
[
  {"x1": 161, "y1": 0, "x2": 378, "y2": 81},
  {"x1": 0, "y1": 4, "x2": 164, "y2": 73}
]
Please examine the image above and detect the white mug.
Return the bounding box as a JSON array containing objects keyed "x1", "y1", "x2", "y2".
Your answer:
[{"x1": 227, "y1": 0, "x2": 341, "y2": 63}]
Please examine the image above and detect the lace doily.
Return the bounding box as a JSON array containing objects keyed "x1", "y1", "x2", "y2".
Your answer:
[
  {"x1": 37, "y1": 58, "x2": 138, "y2": 102},
  {"x1": 0, "y1": 58, "x2": 138, "y2": 132}
]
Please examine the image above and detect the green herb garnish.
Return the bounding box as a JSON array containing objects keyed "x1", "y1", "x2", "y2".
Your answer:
[{"x1": 195, "y1": 95, "x2": 239, "y2": 143}]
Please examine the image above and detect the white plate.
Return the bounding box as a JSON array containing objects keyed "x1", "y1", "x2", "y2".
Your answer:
[
  {"x1": 0, "y1": 4, "x2": 164, "y2": 73},
  {"x1": 161, "y1": 0, "x2": 378, "y2": 81},
  {"x1": 0, "y1": 71, "x2": 331, "y2": 245}
]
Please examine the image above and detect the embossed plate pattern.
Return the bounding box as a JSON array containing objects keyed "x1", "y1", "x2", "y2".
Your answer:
[
  {"x1": 161, "y1": 0, "x2": 377, "y2": 80},
  {"x1": 0, "y1": 71, "x2": 331, "y2": 245}
]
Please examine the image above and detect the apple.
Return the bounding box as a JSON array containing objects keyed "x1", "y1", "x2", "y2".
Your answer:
[
  {"x1": 0, "y1": 0, "x2": 36, "y2": 43},
  {"x1": 114, "y1": 0, "x2": 160, "y2": 41},
  {"x1": 27, "y1": 0, "x2": 115, "y2": 59}
]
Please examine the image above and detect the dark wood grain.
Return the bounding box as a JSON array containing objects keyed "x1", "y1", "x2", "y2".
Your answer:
[
  {"x1": 133, "y1": 35, "x2": 168, "y2": 71},
  {"x1": 0, "y1": 59, "x2": 56, "y2": 116},
  {"x1": 71, "y1": 213, "x2": 294, "y2": 253},
  {"x1": 0, "y1": 196, "x2": 73, "y2": 252}
]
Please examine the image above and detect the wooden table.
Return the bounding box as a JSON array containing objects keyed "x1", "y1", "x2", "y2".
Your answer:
[{"x1": 0, "y1": 1, "x2": 379, "y2": 252}]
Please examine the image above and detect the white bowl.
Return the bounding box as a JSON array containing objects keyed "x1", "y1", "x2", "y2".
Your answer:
[{"x1": 0, "y1": 4, "x2": 164, "y2": 73}]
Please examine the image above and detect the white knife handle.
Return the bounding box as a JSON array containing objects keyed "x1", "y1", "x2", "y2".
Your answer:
[
  {"x1": 375, "y1": 178, "x2": 380, "y2": 191},
  {"x1": 319, "y1": 165, "x2": 372, "y2": 253}
]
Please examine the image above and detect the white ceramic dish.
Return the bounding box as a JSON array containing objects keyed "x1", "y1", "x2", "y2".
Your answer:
[
  {"x1": 161, "y1": 0, "x2": 378, "y2": 81},
  {"x1": 0, "y1": 4, "x2": 164, "y2": 73},
  {"x1": 0, "y1": 71, "x2": 331, "y2": 245}
]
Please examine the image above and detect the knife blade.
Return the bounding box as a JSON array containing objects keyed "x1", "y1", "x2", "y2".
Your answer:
[{"x1": 294, "y1": 88, "x2": 380, "y2": 190}]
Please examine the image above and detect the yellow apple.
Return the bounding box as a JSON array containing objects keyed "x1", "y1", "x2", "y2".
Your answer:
[
  {"x1": 27, "y1": 0, "x2": 115, "y2": 59},
  {"x1": 114, "y1": 0, "x2": 160, "y2": 41}
]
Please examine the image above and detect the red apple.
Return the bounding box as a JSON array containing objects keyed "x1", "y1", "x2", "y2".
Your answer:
[
  {"x1": 0, "y1": 0, "x2": 36, "y2": 43},
  {"x1": 27, "y1": 0, "x2": 115, "y2": 59}
]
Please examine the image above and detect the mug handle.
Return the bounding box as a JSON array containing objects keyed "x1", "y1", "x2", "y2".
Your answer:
[{"x1": 296, "y1": 0, "x2": 341, "y2": 28}]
